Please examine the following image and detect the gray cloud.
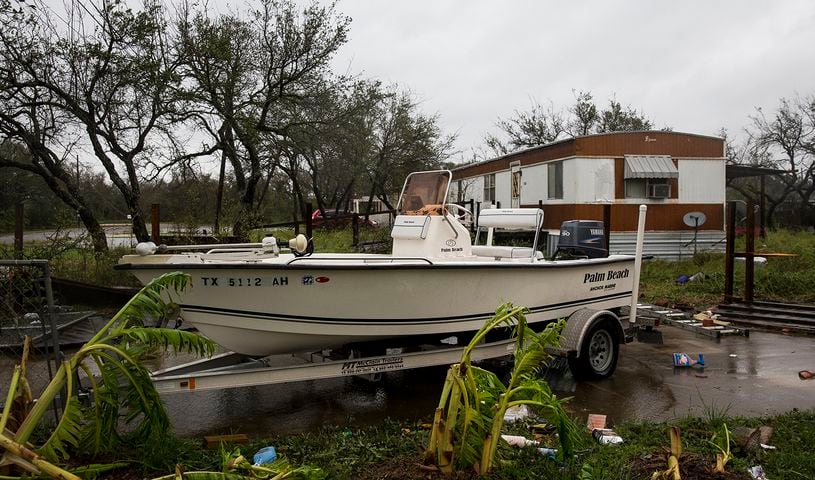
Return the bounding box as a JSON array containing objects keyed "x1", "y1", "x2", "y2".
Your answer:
[{"x1": 330, "y1": 0, "x2": 815, "y2": 159}]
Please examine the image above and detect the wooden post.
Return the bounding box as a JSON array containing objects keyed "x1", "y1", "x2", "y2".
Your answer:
[
  {"x1": 724, "y1": 202, "x2": 736, "y2": 303},
  {"x1": 469, "y1": 199, "x2": 475, "y2": 233},
  {"x1": 475, "y1": 202, "x2": 481, "y2": 232},
  {"x1": 305, "y1": 202, "x2": 313, "y2": 239},
  {"x1": 723, "y1": 202, "x2": 736, "y2": 303},
  {"x1": 352, "y1": 214, "x2": 359, "y2": 246},
  {"x1": 14, "y1": 202, "x2": 23, "y2": 259},
  {"x1": 745, "y1": 201, "x2": 756, "y2": 303},
  {"x1": 151, "y1": 203, "x2": 161, "y2": 244}
]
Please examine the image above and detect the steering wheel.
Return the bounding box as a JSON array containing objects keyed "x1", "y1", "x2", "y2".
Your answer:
[{"x1": 446, "y1": 203, "x2": 474, "y2": 223}]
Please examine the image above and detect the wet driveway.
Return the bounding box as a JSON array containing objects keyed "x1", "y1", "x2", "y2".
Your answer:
[{"x1": 158, "y1": 326, "x2": 815, "y2": 437}]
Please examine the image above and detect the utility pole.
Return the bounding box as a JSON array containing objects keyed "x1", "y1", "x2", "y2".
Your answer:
[{"x1": 76, "y1": 155, "x2": 81, "y2": 228}]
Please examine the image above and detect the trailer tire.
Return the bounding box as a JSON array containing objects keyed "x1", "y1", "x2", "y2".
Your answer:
[{"x1": 568, "y1": 317, "x2": 620, "y2": 380}]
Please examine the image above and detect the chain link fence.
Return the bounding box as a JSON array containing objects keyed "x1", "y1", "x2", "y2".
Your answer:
[{"x1": 0, "y1": 260, "x2": 62, "y2": 421}]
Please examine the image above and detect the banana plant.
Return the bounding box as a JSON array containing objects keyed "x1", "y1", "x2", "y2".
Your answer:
[
  {"x1": 424, "y1": 303, "x2": 581, "y2": 475},
  {"x1": 151, "y1": 448, "x2": 326, "y2": 480},
  {"x1": 710, "y1": 423, "x2": 732, "y2": 474},
  {"x1": 652, "y1": 426, "x2": 682, "y2": 480},
  {"x1": 0, "y1": 271, "x2": 216, "y2": 477}
]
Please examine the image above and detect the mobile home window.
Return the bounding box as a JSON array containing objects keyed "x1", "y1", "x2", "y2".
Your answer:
[
  {"x1": 625, "y1": 178, "x2": 671, "y2": 198},
  {"x1": 547, "y1": 161, "x2": 563, "y2": 199},
  {"x1": 483, "y1": 174, "x2": 495, "y2": 203}
]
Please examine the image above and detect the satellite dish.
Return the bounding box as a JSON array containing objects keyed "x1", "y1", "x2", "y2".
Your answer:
[{"x1": 683, "y1": 212, "x2": 707, "y2": 228}]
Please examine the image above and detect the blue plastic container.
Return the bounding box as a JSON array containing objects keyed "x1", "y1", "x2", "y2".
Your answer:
[{"x1": 253, "y1": 446, "x2": 277, "y2": 466}]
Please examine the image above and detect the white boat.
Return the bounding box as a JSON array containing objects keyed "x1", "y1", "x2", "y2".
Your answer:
[{"x1": 118, "y1": 171, "x2": 638, "y2": 364}]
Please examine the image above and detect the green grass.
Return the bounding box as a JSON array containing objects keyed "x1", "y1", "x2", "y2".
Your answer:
[
  {"x1": 639, "y1": 229, "x2": 815, "y2": 308},
  {"x1": 97, "y1": 410, "x2": 814, "y2": 479},
  {"x1": 5, "y1": 227, "x2": 814, "y2": 311},
  {"x1": 250, "y1": 225, "x2": 392, "y2": 253}
]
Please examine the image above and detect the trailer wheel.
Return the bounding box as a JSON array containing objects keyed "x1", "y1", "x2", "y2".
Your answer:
[{"x1": 569, "y1": 317, "x2": 620, "y2": 380}]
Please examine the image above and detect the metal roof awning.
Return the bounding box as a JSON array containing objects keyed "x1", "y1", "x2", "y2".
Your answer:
[{"x1": 624, "y1": 155, "x2": 678, "y2": 179}]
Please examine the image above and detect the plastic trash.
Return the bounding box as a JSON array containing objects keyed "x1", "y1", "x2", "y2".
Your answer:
[
  {"x1": 503, "y1": 404, "x2": 531, "y2": 423},
  {"x1": 748, "y1": 465, "x2": 768, "y2": 479},
  {"x1": 673, "y1": 353, "x2": 704, "y2": 367},
  {"x1": 253, "y1": 446, "x2": 277, "y2": 466},
  {"x1": 688, "y1": 272, "x2": 705, "y2": 282},
  {"x1": 537, "y1": 447, "x2": 557, "y2": 459},
  {"x1": 501, "y1": 434, "x2": 539, "y2": 447},
  {"x1": 586, "y1": 414, "x2": 606, "y2": 431},
  {"x1": 592, "y1": 428, "x2": 623, "y2": 445}
]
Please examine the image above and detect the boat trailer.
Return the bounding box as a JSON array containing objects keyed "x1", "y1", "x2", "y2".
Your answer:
[{"x1": 151, "y1": 308, "x2": 647, "y2": 394}]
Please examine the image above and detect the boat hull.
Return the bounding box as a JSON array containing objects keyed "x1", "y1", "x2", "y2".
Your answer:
[{"x1": 125, "y1": 256, "x2": 635, "y2": 356}]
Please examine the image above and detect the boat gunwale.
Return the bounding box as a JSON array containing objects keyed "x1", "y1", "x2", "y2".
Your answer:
[{"x1": 115, "y1": 255, "x2": 634, "y2": 271}]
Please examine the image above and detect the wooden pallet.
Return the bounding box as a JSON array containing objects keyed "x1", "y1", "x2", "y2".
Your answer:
[
  {"x1": 635, "y1": 304, "x2": 749, "y2": 338},
  {"x1": 714, "y1": 301, "x2": 815, "y2": 335}
]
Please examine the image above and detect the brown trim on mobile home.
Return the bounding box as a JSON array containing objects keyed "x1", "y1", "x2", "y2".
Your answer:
[
  {"x1": 525, "y1": 203, "x2": 724, "y2": 232},
  {"x1": 452, "y1": 131, "x2": 724, "y2": 180}
]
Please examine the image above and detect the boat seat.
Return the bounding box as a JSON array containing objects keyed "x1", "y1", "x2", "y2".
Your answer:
[
  {"x1": 477, "y1": 208, "x2": 543, "y2": 229},
  {"x1": 471, "y1": 245, "x2": 542, "y2": 259}
]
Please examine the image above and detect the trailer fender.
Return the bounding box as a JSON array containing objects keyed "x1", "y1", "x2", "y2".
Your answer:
[{"x1": 559, "y1": 308, "x2": 623, "y2": 356}]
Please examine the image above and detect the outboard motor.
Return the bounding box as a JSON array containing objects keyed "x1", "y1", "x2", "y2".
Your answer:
[{"x1": 555, "y1": 220, "x2": 608, "y2": 258}]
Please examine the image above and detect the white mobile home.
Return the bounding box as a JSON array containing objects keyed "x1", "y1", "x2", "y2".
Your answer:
[{"x1": 451, "y1": 131, "x2": 726, "y2": 258}]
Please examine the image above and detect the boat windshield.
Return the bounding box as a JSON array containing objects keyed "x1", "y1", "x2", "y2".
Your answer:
[{"x1": 398, "y1": 170, "x2": 451, "y2": 215}]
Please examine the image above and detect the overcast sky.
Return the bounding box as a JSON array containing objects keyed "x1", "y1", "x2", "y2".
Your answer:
[{"x1": 322, "y1": 0, "x2": 815, "y2": 161}]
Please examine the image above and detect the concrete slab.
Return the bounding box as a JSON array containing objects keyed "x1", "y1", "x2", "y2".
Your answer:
[{"x1": 558, "y1": 326, "x2": 815, "y2": 425}]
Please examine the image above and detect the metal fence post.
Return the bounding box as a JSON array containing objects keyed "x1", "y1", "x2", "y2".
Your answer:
[
  {"x1": 305, "y1": 202, "x2": 313, "y2": 239},
  {"x1": 42, "y1": 261, "x2": 63, "y2": 420},
  {"x1": 14, "y1": 202, "x2": 24, "y2": 259},
  {"x1": 151, "y1": 203, "x2": 161, "y2": 244}
]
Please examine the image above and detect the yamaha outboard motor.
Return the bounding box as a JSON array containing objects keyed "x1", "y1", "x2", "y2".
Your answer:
[{"x1": 555, "y1": 220, "x2": 608, "y2": 258}]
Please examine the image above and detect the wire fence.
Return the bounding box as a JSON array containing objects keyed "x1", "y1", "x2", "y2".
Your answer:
[{"x1": 0, "y1": 260, "x2": 62, "y2": 423}]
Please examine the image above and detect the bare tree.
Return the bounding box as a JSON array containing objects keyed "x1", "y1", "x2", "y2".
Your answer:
[
  {"x1": 0, "y1": 0, "x2": 186, "y2": 243},
  {"x1": 567, "y1": 90, "x2": 598, "y2": 136},
  {"x1": 484, "y1": 99, "x2": 566, "y2": 156},
  {"x1": 596, "y1": 97, "x2": 653, "y2": 133},
  {"x1": 483, "y1": 91, "x2": 654, "y2": 158},
  {"x1": 361, "y1": 89, "x2": 456, "y2": 211},
  {"x1": 177, "y1": 0, "x2": 352, "y2": 237},
  {"x1": 749, "y1": 95, "x2": 815, "y2": 227}
]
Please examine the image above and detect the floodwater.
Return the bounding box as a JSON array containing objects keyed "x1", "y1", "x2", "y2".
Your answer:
[
  {"x1": 3, "y1": 326, "x2": 814, "y2": 438},
  {"x1": 158, "y1": 326, "x2": 815, "y2": 437}
]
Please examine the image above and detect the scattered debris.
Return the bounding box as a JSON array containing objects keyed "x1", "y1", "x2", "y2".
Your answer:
[
  {"x1": 760, "y1": 443, "x2": 776, "y2": 450},
  {"x1": 733, "y1": 426, "x2": 774, "y2": 454},
  {"x1": 748, "y1": 465, "x2": 768, "y2": 480},
  {"x1": 203, "y1": 433, "x2": 249, "y2": 449},
  {"x1": 714, "y1": 300, "x2": 815, "y2": 335},
  {"x1": 536, "y1": 447, "x2": 557, "y2": 459},
  {"x1": 639, "y1": 303, "x2": 748, "y2": 338},
  {"x1": 530, "y1": 422, "x2": 555, "y2": 436},
  {"x1": 676, "y1": 272, "x2": 706, "y2": 285},
  {"x1": 500, "y1": 434, "x2": 539, "y2": 447},
  {"x1": 586, "y1": 414, "x2": 607, "y2": 431},
  {"x1": 673, "y1": 353, "x2": 705, "y2": 367},
  {"x1": 592, "y1": 428, "x2": 623, "y2": 445},
  {"x1": 253, "y1": 446, "x2": 277, "y2": 466},
  {"x1": 586, "y1": 413, "x2": 623, "y2": 444},
  {"x1": 503, "y1": 404, "x2": 531, "y2": 423},
  {"x1": 729, "y1": 353, "x2": 738, "y2": 358},
  {"x1": 799, "y1": 370, "x2": 814, "y2": 380}
]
